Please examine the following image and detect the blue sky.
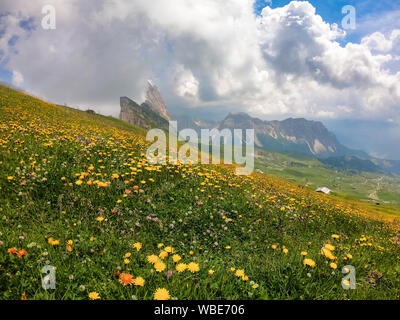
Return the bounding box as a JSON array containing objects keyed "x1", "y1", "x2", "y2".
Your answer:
[{"x1": 254, "y1": 0, "x2": 400, "y2": 43}]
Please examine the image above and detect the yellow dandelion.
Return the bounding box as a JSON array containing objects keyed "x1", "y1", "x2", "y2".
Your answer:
[
  {"x1": 187, "y1": 262, "x2": 200, "y2": 273},
  {"x1": 176, "y1": 263, "x2": 187, "y2": 273},
  {"x1": 154, "y1": 288, "x2": 170, "y2": 300}
]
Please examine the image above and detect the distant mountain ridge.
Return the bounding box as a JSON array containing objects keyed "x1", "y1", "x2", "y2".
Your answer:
[
  {"x1": 119, "y1": 82, "x2": 398, "y2": 175},
  {"x1": 218, "y1": 112, "x2": 369, "y2": 159}
]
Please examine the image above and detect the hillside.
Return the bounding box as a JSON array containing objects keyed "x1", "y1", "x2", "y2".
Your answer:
[
  {"x1": 1, "y1": 85, "x2": 400, "y2": 300},
  {"x1": 254, "y1": 149, "x2": 400, "y2": 208}
]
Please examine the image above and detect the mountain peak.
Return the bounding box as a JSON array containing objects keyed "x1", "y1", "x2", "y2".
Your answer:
[{"x1": 144, "y1": 81, "x2": 170, "y2": 121}]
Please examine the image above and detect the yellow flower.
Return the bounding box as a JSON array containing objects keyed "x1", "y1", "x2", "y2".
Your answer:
[
  {"x1": 282, "y1": 248, "x2": 288, "y2": 254},
  {"x1": 133, "y1": 242, "x2": 142, "y2": 251},
  {"x1": 159, "y1": 251, "x2": 168, "y2": 259},
  {"x1": 125, "y1": 252, "x2": 131, "y2": 258},
  {"x1": 235, "y1": 269, "x2": 245, "y2": 277},
  {"x1": 301, "y1": 251, "x2": 308, "y2": 256},
  {"x1": 176, "y1": 263, "x2": 187, "y2": 273},
  {"x1": 147, "y1": 254, "x2": 159, "y2": 264},
  {"x1": 67, "y1": 245, "x2": 73, "y2": 252},
  {"x1": 321, "y1": 248, "x2": 336, "y2": 260},
  {"x1": 67, "y1": 240, "x2": 73, "y2": 245},
  {"x1": 157, "y1": 243, "x2": 164, "y2": 248},
  {"x1": 225, "y1": 246, "x2": 231, "y2": 250},
  {"x1": 90, "y1": 236, "x2": 95, "y2": 242},
  {"x1": 96, "y1": 216, "x2": 104, "y2": 222},
  {"x1": 208, "y1": 269, "x2": 215, "y2": 275},
  {"x1": 189, "y1": 250, "x2": 194, "y2": 255},
  {"x1": 48, "y1": 237, "x2": 59, "y2": 246},
  {"x1": 7, "y1": 176, "x2": 14, "y2": 180},
  {"x1": 346, "y1": 254, "x2": 353, "y2": 259},
  {"x1": 164, "y1": 246, "x2": 174, "y2": 253},
  {"x1": 154, "y1": 261, "x2": 166, "y2": 272},
  {"x1": 154, "y1": 288, "x2": 170, "y2": 300},
  {"x1": 75, "y1": 180, "x2": 83, "y2": 185},
  {"x1": 324, "y1": 243, "x2": 335, "y2": 251},
  {"x1": 230, "y1": 267, "x2": 236, "y2": 272},
  {"x1": 330, "y1": 262, "x2": 337, "y2": 269},
  {"x1": 134, "y1": 277, "x2": 145, "y2": 287},
  {"x1": 124, "y1": 259, "x2": 130, "y2": 265},
  {"x1": 331, "y1": 234, "x2": 340, "y2": 239},
  {"x1": 187, "y1": 262, "x2": 200, "y2": 273},
  {"x1": 242, "y1": 275, "x2": 249, "y2": 281},
  {"x1": 271, "y1": 244, "x2": 277, "y2": 250},
  {"x1": 303, "y1": 258, "x2": 316, "y2": 267},
  {"x1": 172, "y1": 254, "x2": 181, "y2": 263},
  {"x1": 88, "y1": 292, "x2": 100, "y2": 300}
]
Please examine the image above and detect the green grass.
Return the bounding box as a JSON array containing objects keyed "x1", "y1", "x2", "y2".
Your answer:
[{"x1": 1, "y1": 85, "x2": 400, "y2": 300}]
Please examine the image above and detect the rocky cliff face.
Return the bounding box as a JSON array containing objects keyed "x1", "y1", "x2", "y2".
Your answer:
[
  {"x1": 145, "y1": 80, "x2": 170, "y2": 121},
  {"x1": 120, "y1": 96, "x2": 169, "y2": 131},
  {"x1": 218, "y1": 112, "x2": 357, "y2": 158}
]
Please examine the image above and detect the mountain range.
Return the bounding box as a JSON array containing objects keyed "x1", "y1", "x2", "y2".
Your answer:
[{"x1": 120, "y1": 82, "x2": 400, "y2": 175}]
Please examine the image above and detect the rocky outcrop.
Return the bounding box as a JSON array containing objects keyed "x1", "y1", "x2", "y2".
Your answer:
[
  {"x1": 120, "y1": 96, "x2": 169, "y2": 131},
  {"x1": 144, "y1": 80, "x2": 170, "y2": 121}
]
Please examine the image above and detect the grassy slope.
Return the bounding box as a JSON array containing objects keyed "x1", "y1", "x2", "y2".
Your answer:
[
  {"x1": 1, "y1": 85, "x2": 400, "y2": 300},
  {"x1": 254, "y1": 148, "x2": 400, "y2": 208}
]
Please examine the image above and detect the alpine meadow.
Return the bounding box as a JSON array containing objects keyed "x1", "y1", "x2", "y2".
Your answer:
[{"x1": 1, "y1": 85, "x2": 400, "y2": 300}]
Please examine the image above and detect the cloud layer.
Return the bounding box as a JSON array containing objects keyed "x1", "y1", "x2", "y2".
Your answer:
[{"x1": 0, "y1": 0, "x2": 400, "y2": 121}]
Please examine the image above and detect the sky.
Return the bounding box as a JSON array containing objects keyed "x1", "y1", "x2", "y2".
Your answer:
[{"x1": 0, "y1": 0, "x2": 400, "y2": 159}]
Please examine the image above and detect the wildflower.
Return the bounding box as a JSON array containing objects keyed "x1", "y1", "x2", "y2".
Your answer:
[
  {"x1": 330, "y1": 263, "x2": 338, "y2": 269},
  {"x1": 96, "y1": 216, "x2": 104, "y2": 222},
  {"x1": 159, "y1": 251, "x2": 168, "y2": 259},
  {"x1": 172, "y1": 254, "x2": 182, "y2": 263},
  {"x1": 17, "y1": 249, "x2": 27, "y2": 258},
  {"x1": 225, "y1": 246, "x2": 231, "y2": 250},
  {"x1": 230, "y1": 267, "x2": 236, "y2": 272},
  {"x1": 301, "y1": 251, "x2": 308, "y2": 256},
  {"x1": 154, "y1": 288, "x2": 170, "y2": 300},
  {"x1": 134, "y1": 277, "x2": 145, "y2": 287},
  {"x1": 124, "y1": 259, "x2": 130, "y2": 265},
  {"x1": 90, "y1": 237, "x2": 95, "y2": 242},
  {"x1": 303, "y1": 258, "x2": 316, "y2": 268},
  {"x1": 187, "y1": 262, "x2": 200, "y2": 273},
  {"x1": 347, "y1": 254, "x2": 353, "y2": 259},
  {"x1": 325, "y1": 244, "x2": 335, "y2": 251},
  {"x1": 154, "y1": 261, "x2": 166, "y2": 272},
  {"x1": 67, "y1": 245, "x2": 73, "y2": 252},
  {"x1": 75, "y1": 180, "x2": 83, "y2": 185},
  {"x1": 119, "y1": 273, "x2": 134, "y2": 286},
  {"x1": 125, "y1": 252, "x2": 131, "y2": 258},
  {"x1": 8, "y1": 247, "x2": 17, "y2": 254},
  {"x1": 67, "y1": 240, "x2": 73, "y2": 245},
  {"x1": 133, "y1": 242, "x2": 142, "y2": 251},
  {"x1": 235, "y1": 269, "x2": 245, "y2": 277},
  {"x1": 48, "y1": 238, "x2": 59, "y2": 246},
  {"x1": 332, "y1": 234, "x2": 340, "y2": 239},
  {"x1": 208, "y1": 269, "x2": 215, "y2": 275},
  {"x1": 283, "y1": 248, "x2": 288, "y2": 254},
  {"x1": 147, "y1": 255, "x2": 159, "y2": 264},
  {"x1": 189, "y1": 250, "x2": 194, "y2": 255},
  {"x1": 242, "y1": 275, "x2": 249, "y2": 281},
  {"x1": 176, "y1": 263, "x2": 187, "y2": 273},
  {"x1": 21, "y1": 292, "x2": 27, "y2": 300},
  {"x1": 88, "y1": 292, "x2": 100, "y2": 300},
  {"x1": 164, "y1": 246, "x2": 174, "y2": 253},
  {"x1": 157, "y1": 243, "x2": 164, "y2": 248},
  {"x1": 271, "y1": 244, "x2": 277, "y2": 250}
]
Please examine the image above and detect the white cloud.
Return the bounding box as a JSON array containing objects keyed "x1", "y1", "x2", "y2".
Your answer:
[
  {"x1": 0, "y1": 0, "x2": 400, "y2": 121},
  {"x1": 12, "y1": 70, "x2": 23, "y2": 86}
]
